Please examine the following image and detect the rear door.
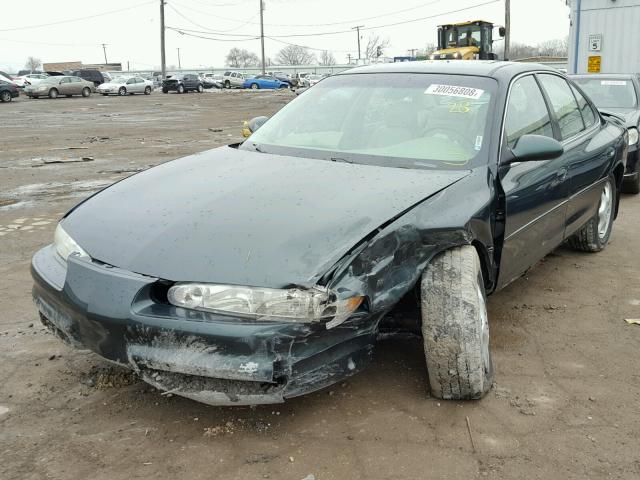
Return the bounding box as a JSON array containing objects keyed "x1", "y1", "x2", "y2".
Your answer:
[
  {"x1": 497, "y1": 74, "x2": 570, "y2": 289},
  {"x1": 536, "y1": 74, "x2": 610, "y2": 238}
]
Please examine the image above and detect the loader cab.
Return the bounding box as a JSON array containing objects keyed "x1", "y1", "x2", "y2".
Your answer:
[{"x1": 431, "y1": 21, "x2": 504, "y2": 60}]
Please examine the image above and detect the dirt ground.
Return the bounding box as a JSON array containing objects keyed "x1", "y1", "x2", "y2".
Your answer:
[{"x1": 1, "y1": 90, "x2": 639, "y2": 480}]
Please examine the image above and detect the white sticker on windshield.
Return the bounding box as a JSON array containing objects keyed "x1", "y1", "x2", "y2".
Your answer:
[
  {"x1": 475, "y1": 136, "x2": 483, "y2": 151},
  {"x1": 425, "y1": 84, "x2": 485, "y2": 99},
  {"x1": 601, "y1": 80, "x2": 627, "y2": 86}
]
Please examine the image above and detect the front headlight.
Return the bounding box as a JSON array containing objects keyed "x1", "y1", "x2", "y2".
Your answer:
[
  {"x1": 453, "y1": 52, "x2": 460, "y2": 59},
  {"x1": 628, "y1": 127, "x2": 639, "y2": 146},
  {"x1": 54, "y1": 224, "x2": 88, "y2": 261},
  {"x1": 167, "y1": 283, "x2": 364, "y2": 328}
]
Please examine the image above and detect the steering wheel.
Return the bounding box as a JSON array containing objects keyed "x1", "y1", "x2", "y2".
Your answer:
[{"x1": 425, "y1": 127, "x2": 475, "y2": 151}]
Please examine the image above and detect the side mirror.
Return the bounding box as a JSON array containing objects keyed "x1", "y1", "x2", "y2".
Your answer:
[
  {"x1": 242, "y1": 116, "x2": 269, "y2": 138},
  {"x1": 505, "y1": 135, "x2": 564, "y2": 164},
  {"x1": 498, "y1": 26, "x2": 506, "y2": 37}
]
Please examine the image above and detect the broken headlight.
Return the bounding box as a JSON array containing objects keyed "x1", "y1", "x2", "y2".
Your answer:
[
  {"x1": 167, "y1": 283, "x2": 363, "y2": 328},
  {"x1": 54, "y1": 223, "x2": 88, "y2": 261}
]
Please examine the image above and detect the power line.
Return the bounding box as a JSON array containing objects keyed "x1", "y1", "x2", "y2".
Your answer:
[
  {"x1": 0, "y1": 1, "x2": 155, "y2": 32},
  {"x1": 168, "y1": 3, "x2": 258, "y2": 33},
  {"x1": 167, "y1": 26, "x2": 259, "y2": 41}
]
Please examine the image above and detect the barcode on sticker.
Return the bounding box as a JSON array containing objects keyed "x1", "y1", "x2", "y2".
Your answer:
[
  {"x1": 425, "y1": 84, "x2": 484, "y2": 99},
  {"x1": 601, "y1": 80, "x2": 627, "y2": 86}
]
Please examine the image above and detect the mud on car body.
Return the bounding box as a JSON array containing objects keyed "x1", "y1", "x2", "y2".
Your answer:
[{"x1": 32, "y1": 61, "x2": 627, "y2": 405}]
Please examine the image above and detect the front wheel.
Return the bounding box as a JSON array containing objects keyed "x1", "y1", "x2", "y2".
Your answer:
[
  {"x1": 568, "y1": 176, "x2": 615, "y2": 252},
  {"x1": 118, "y1": 87, "x2": 127, "y2": 96},
  {"x1": 177, "y1": 84, "x2": 185, "y2": 94},
  {"x1": 224, "y1": 80, "x2": 231, "y2": 89},
  {"x1": 162, "y1": 88, "x2": 168, "y2": 94},
  {"x1": 197, "y1": 84, "x2": 204, "y2": 93},
  {"x1": 420, "y1": 245, "x2": 493, "y2": 400},
  {"x1": 144, "y1": 86, "x2": 152, "y2": 95},
  {"x1": 48, "y1": 88, "x2": 58, "y2": 99},
  {"x1": 0, "y1": 91, "x2": 12, "y2": 102},
  {"x1": 250, "y1": 83, "x2": 259, "y2": 90},
  {"x1": 81, "y1": 87, "x2": 91, "y2": 97}
]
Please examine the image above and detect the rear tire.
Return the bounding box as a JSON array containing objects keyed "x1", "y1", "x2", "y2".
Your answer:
[
  {"x1": 568, "y1": 176, "x2": 615, "y2": 252},
  {"x1": 118, "y1": 87, "x2": 127, "y2": 96},
  {"x1": 420, "y1": 245, "x2": 493, "y2": 400},
  {"x1": 0, "y1": 91, "x2": 12, "y2": 102},
  {"x1": 82, "y1": 87, "x2": 91, "y2": 97},
  {"x1": 250, "y1": 83, "x2": 259, "y2": 90},
  {"x1": 48, "y1": 88, "x2": 58, "y2": 99},
  {"x1": 144, "y1": 86, "x2": 152, "y2": 95},
  {"x1": 177, "y1": 84, "x2": 185, "y2": 94},
  {"x1": 162, "y1": 88, "x2": 168, "y2": 94},
  {"x1": 197, "y1": 84, "x2": 204, "y2": 93}
]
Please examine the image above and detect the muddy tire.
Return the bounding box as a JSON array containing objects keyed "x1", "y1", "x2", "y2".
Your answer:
[
  {"x1": 48, "y1": 88, "x2": 58, "y2": 99},
  {"x1": 420, "y1": 245, "x2": 493, "y2": 400},
  {"x1": 568, "y1": 176, "x2": 615, "y2": 252},
  {"x1": 118, "y1": 87, "x2": 127, "y2": 96}
]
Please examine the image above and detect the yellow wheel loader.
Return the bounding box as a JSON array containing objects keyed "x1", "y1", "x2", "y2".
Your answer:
[{"x1": 430, "y1": 20, "x2": 505, "y2": 61}]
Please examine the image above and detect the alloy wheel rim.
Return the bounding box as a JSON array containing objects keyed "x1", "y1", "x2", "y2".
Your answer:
[{"x1": 598, "y1": 182, "x2": 613, "y2": 240}]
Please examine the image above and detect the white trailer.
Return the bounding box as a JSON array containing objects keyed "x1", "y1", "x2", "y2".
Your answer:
[{"x1": 568, "y1": 0, "x2": 640, "y2": 74}]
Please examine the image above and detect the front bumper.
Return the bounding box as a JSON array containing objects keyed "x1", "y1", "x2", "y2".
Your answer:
[{"x1": 31, "y1": 246, "x2": 378, "y2": 405}]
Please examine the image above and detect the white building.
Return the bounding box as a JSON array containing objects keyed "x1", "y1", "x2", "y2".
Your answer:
[{"x1": 568, "y1": 0, "x2": 640, "y2": 74}]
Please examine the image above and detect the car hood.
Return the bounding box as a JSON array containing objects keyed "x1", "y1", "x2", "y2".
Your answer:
[
  {"x1": 599, "y1": 107, "x2": 640, "y2": 127},
  {"x1": 62, "y1": 147, "x2": 471, "y2": 287},
  {"x1": 98, "y1": 82, "x2": 122, "y2": 88}
]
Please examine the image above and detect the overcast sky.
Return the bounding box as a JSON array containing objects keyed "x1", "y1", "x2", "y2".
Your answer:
[{"x1": 0, "y1": 0, "x2": 570, "y2": 72}]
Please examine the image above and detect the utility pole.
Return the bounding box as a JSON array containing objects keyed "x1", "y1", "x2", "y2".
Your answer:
[
  {"x1": 504, "y1": 0, "x2": 511, "y2": 60},
  {"x1": 352, "y1": 25, "x2": 364, "y2": 61},
  {"x1": 259, "y1": 0, "x2": 266, "y2": 74},
  {"x1": 160, "y1": 0, "x2": 166, "y2": 79},
  {"x1": 101, "y1": 44, "x2": 108, "y2": 64},
  {"x1": 177, "y1": 48, "x2": 181, "y2": 69}
]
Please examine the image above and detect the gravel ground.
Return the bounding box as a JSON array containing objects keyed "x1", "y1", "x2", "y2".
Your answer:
[{"x1": 1, "y1": 90, "x2": 639, "y2": 480}]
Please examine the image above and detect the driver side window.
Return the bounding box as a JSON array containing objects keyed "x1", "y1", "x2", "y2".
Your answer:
[{"x1": 504, "y1": 75, "x2": 554, "y2": 148}]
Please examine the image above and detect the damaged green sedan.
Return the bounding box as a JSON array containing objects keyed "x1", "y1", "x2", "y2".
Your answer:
[{"x1": 32, "y1": 61, "x2": 627, "y2": 405}]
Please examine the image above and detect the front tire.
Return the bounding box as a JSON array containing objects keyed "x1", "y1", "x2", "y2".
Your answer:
[
  {"x1": 48, "y1": 88, "x2": 58, "y2": 99},
  {"x1": 177, "y1": 84, "x2": 185, "y2": 94},
  {"x1": 162, "y1": 88, "x2": 168, "y2": 94},
  {"x1": 224, "y1": 80, "x2": 231, "y2": 89},
  {"x1": 197, "y1": 84, "x2": 204, "y2": 93},
  {"x1": 250, "y1": 83, "x2": 259, "y2": 90},
  {"x1": 420, "y1": 245, "x2": 493, "y2": 400},
  {"x1": 144, "y1": 86, "x2": 152, "y2": 95},
  {"x1": 81, "y1": 87, "x2": 91, "y2": 97},
  {"x1": 568, "y1": 176, "x2": 615, "y2": 252},
  {"x1": 0, "y1": 91, "x2": 12, "y2": 102},
  {"x1": 118, "y1": 87, "x2": 127, "y2": 96}
]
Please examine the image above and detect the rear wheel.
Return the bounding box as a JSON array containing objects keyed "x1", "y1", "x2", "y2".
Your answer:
[
  {"x1": 568, "y1": 176, "x2": 615, "y2": 252},
  {"x1": 420, "y1": 245, "x2": 493, "y2": 400},
  {"x1": 250, "y1": 83, "x2": 259, "y2": 90},
  {"x1": 48, "y1": 88, "x2": 58, "y2": 99},
  {"x1": 118, "y1": 87, "x2": 127, "y2": 96},
  {"x1": 144, "y1": 86, "x2": 152, "y2": 95},
  {"x1": 0, "y1": 91, "x2": 12, "y2": 102},
  {"x1": 162, "y1": 88, "x2": 168, "y2": 94}
]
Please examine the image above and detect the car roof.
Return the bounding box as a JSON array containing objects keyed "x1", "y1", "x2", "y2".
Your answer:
[{"x1": 337, "y1": 60, "x2": 558, "y2": 80}]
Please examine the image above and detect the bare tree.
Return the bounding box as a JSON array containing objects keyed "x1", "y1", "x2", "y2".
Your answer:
[
  {"x1": 364, "y1": 34, "x2": 390, "y2": 61},
  {"x1": 25, "y1": 56, "x2": 42, "y2": 72},
  {"x1": 537, "y1": 37, "x2": 569, "y2": 57},
  {"x1": 275, "y1": 45, "x2": 316, "y2": 65},
  {"x1": 225, "y1": 48, "x2": 260, "y2": 68},
  {"x1": 319, "y1": 50, "x2": 336, "y2": 66}
]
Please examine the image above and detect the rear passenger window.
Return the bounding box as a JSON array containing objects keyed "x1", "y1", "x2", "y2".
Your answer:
[
  {"x1": 538, "y1": 74, "x2": 585, "y2": 140},
  {"x1": 570, "y1": 84, "x2": 597, "y2": 128},
  {"x1": 504, "y1": 75, "x2": 554, "y2": 148}
]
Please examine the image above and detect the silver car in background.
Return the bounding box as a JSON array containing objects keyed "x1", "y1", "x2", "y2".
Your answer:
[{"x1": 97, "y1": 76, "x2": 153, "y2": 96}]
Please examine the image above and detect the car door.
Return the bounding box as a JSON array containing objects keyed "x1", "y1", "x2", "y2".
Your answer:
[
  {"x1": 497, "y1": 74, "x2": 570, "y2": 289},
  {"x1": 537, "y1": 74, "x2": 611, "y2": 239},
  {"x1": 58, "y1": 77, "x2": 72, "y2": 94}
]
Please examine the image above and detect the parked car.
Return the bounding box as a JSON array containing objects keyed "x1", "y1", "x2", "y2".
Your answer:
[
  {"x1": 222, "y1": 71, "x2": 247, "y2": 88},
  {"x1": 162, "y1": 73, "x2": 203, "y2": 94},
  {"x1": 0, "y1": 71, "x2": 16, "y2": 84},
  {"x1": 306, "y1": 74, "x2": 323, "y2": 87},
  {"x1": 45, "y1": 71, "x2": 65, "y2": 77},
  {"x1": 97, "y1": 76, "x2": 153, "y2": 96},
  {"x1": 243, "y1": 74, "x2": 289, "y2": 90},
  {"x1": 71, "y1": 69, "x2": 107, "y2": 87},
  {"x1": 571, "y1": 73, "x2": 640, "y2": 193},
  {"x1": 13, "y1": 73, "x2": 49, "y2": 88},
  {"x1": 0, "y1": 80, "x2": 19, "y2": 102},
  {"x1": 201, "y1": 73, "x2": 222, "y2": 89},
  {"x1": 25, "y1": 76, "x2": 95, "y2": 99},
  {"x1": 267, "y1": 71, "x2": 295, "y2": 86},
  {"x1": 31, "y1": 61, "x2": 626, "y2": 407},
  {"x1": 293, "y1": 72, "x2": 311, "y2": 87},
  {"x1": 17, "y1": 69, "x2": 42, "y2": 76}
]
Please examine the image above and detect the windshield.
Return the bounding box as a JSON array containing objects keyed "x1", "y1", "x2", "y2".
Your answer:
[
  {"x1": 573, "y1": 78, "x2": 637, "y2": 109},
  {"x1": 445, "y1": 25, "x2": 482, "y2": 48},
  {"x1": 111, "y1": 76, "x2": 128, "y2": 83},
  {"x1": 242, "y1": 73, "x2": 495, "y2": 170}
]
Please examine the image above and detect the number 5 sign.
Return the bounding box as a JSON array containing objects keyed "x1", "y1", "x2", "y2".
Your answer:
[{"x1": 588, "y1": 34, "x2": 602, "y2": 52}]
